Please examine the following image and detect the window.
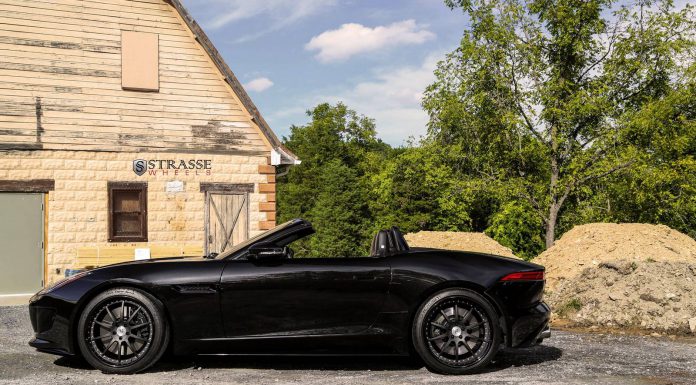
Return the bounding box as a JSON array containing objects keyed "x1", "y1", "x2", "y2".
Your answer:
[
  {"x1": 108, "y1": 182, "x2": 147, "y2": 242},
  {"x1": 121, "y1": 31, "x2": 159, "y2": 92}
]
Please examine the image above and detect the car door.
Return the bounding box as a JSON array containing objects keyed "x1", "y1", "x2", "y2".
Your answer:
[{"x1": 219, "y1": 256, "x2": 390, "y2": 338}]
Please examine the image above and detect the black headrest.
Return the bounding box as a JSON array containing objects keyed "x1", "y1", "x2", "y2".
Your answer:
[
  {"x1": 370, "y1": 230, "x2": 389, "y2": 257},
  {"x1": 370, "y1": 228, "x2": 409, "y2": 257},
  {"x1": 390, "y1": 226, "x2": 409, "y2": 252}
]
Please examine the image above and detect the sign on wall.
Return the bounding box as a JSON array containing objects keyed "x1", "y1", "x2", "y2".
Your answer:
[
  {"x1": 132, "y1": 159, "x2": 213, "y2": 176},
  {"x1": 166, "y1": 181, "x2": 185, "y2": 193}
]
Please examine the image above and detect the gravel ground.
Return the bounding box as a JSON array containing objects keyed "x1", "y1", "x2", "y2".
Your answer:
[{"x1": 1, "y1": 306, "x2": 695, "y2": 385}]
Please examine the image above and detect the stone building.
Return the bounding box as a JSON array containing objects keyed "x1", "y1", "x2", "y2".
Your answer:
[{"x1": 0, "y1": 0, "x2": 298, "y2": 301}]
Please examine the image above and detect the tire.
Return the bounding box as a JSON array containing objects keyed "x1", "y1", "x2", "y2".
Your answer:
[
  {"x1": 412, "y1": 288, "x2": 501, "y2": 374},
  {"x1": 77, "y1": 287, "x2": 169, "y2": 374}
]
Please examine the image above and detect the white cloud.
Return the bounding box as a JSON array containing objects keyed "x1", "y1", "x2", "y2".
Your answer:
[
  {"x1": 324, "y1": 53, "x2": 441, "y2": 144},
  {"x1": 267, "y1": 53, "x2": 443, "y2": 144},
  {"x1": 305, "y1": 20, "x2": 436, "y2": 63},
  {"x1": 244, "y1": 77, "x2": 274, "y2": 92},
  {"x1": 198, "y1": 0, "x2": 336, "y2": 31}
]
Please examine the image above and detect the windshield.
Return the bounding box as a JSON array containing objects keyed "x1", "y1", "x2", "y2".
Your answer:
[{"x1": 214, "y1": 220, "x2": 298, "y2": 259}]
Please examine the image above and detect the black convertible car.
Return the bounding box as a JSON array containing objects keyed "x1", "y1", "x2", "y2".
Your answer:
[{"x1": 29, "y1": 219, "x2": 550, "y2": 375}]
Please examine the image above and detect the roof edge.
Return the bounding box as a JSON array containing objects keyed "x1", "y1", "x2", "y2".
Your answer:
[{"x1": 164, "y1": 0, "x2": 299, "y2": 165}]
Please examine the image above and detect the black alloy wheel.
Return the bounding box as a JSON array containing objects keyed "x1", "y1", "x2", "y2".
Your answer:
[
  {"x1": 412, "y1": 288, "x2": 501, "y2": 374},
  {"x1": 78, "y1": 288, "x2": 169, "y2": 374}
]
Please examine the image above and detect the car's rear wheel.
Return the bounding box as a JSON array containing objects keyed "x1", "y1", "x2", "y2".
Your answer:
[
  {"x1": 412, "y1": 288, "x2": 501, "y2": 374},
  {"x1": 77, "y1": 287, "x2": 169, "y2": 374}
]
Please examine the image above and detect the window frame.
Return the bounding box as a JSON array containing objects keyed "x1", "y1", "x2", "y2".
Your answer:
[{"x1": 107, "y1": 181, "x2": 148, "y2": 242}]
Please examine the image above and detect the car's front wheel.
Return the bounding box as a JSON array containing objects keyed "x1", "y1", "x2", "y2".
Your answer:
[
  {"x1": 412, "y1": 288, "x2": 501, "y2": 374},
  {"x1": 77, "y1": 287, "x2": 169, "y2": 374}
]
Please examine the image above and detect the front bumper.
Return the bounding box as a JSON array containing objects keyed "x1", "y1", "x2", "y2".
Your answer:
[
  {"x1": 28, "y1": 295, "x2": 74, "y2": 356},
  {"x1": 28, "y1": 338, "x2": 72, "y2": 356}
]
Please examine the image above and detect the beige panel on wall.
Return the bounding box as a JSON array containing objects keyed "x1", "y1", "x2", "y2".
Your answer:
[{"x1": 121, "y1": 31, "x2": 159, "y2": 91}]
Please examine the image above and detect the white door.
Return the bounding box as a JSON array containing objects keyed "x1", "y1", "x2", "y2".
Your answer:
[{"x1": 0, "y1": 193, "x2": 44, "y2": 295}]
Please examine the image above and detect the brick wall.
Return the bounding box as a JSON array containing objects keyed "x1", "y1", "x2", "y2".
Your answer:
[
  {"x1": 257, "y1": 164, "x2": 276, "y2": 230},
  {"x1": 0, "y1": 150, "x2": 276, "y2": 284}
]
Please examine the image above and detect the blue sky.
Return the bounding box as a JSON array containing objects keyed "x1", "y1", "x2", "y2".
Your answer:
[{"x1": 180, "y1": 0, "x2": 468, "y2": 146}]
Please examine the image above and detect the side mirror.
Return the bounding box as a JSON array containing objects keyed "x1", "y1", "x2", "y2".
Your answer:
[{"x1": 248, "y1": 244, "x2": 286, "y2": 261}]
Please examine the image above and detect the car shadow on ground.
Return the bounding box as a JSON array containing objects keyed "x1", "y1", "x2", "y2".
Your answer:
[
  {"x1": 486, "y1": 345, "x2": 563, "y2": 372},
  {"x1": 53, "y1": 344, "x2": 562, "y2": 373}
]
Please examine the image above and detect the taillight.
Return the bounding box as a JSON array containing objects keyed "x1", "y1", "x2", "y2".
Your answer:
[{"x1": 499, "y1": 271, "x2": 544, "y2": 281}]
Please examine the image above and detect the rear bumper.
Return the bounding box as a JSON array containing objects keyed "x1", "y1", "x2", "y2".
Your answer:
[{"x1": 508, "y1": 302, "x2": 551, "y2": 347}]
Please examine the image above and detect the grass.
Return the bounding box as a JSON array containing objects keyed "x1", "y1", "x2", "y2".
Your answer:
[{"x1": 556, "y1": 298, "x2": 583, "y2": 317}]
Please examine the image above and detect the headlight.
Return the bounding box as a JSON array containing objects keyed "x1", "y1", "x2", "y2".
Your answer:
[{"x1": 37, "y1": 271, "x2": 91, "y2": 295}]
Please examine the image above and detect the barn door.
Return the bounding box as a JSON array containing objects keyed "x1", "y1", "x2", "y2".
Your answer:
[{"x1": 205, "y1": 193, "x2": 249, "y2": 255}]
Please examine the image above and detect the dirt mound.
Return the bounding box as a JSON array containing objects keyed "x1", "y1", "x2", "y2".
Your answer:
[
  {"x1": 548, "y1": 260, "x2": 696, "y2": 334},
  {"x1": 404, "y1": 231, "x2": 518, "y2": 258},
  {"x1": 536, "y1": 223, "x2": 696, "y2": 292}
]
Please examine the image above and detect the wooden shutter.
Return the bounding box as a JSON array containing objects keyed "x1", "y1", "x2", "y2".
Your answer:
[{"x1": 121, "y1": 31, "x2": 159, "y2": 92}]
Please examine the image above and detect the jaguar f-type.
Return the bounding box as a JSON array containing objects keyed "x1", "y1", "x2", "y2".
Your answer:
[{"x1": 29, "y1": 219, "x2": 550, "y2": 374}]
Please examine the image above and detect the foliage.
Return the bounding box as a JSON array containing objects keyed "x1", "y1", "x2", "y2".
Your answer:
[
  {"x1": 485, "y1": 201, "x2": 545, "y2": 260},
  {"x1": 369, "y1": 143, "x2": 476, "y2": 233},
  {"x1": 276, "y1": 103, "x2": 391, "y2": 257},
  {"x1": 565, "y1": 81, "x2": 696, "y2": 238},
  {"x1": 424, "y1": 0, "x2": 695, "y2": 247},
  {"x1": 277, "y1": 1, "x2": 695, "y2": 259},
  {"x1": 556, "y1": 298, "x2": 583, "y2": 317},
  {"x1": 302, "y1": 160, "x2": 370, "y2": 257}
]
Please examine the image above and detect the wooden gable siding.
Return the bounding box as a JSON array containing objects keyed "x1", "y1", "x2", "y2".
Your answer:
[{"x1": 0, "y1": 0, "x2": 269, "y2": 155}]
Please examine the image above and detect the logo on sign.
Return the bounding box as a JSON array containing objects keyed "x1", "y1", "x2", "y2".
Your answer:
[
  {"x1": 131, "y1": 159, "x2": 212, "y2": 176},
  {"x1": 133, "y1": 159, "x2": 147, "y2": 176}
]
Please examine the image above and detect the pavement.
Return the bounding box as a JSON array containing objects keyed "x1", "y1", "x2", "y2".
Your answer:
[{"x1": 1, "y1": 305, "x2": 695, "y2": 385}]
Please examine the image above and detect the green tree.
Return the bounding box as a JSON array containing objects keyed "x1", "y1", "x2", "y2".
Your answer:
[
  {"x1": 424, "y1": 0, "x2": 694, "y2": 248},
  {"x1": 369, "y1": 142, "x2": 493, "y2": 234},
  {"x1": 485, "y1": 201, "x2": 546, "y2": 260},
  {"x1": 566, "y1": 81, "x2": 696, "y2": 237},
  {"x1": 277, "y1": 103, "x2": 391, "y2": 257},
  {"x1": 304, "y1": 160, "x2": 370, "y2": 257}
]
